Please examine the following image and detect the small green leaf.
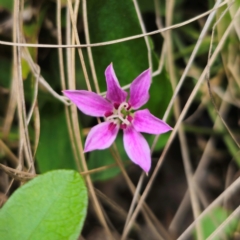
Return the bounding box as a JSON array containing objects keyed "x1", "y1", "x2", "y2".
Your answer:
[
  {"x1": 194, "y1": 207, "x2": 238, "y2": 239},
  {"x1": 0, "y1": 170, "x2": 88, "y2": 240}
]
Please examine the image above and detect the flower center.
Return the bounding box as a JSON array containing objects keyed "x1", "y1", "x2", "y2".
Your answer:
[{"x1": 105, "y1": 102, "x2": 133, "y2": 128}]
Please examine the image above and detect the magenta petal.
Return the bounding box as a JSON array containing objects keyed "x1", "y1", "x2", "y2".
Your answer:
[
  {"x1": 133, "y1": 109, "x2": 172, "y2": 134},
  {"x1": 84, "y1": 122, "x2": 119, "y2": 152},
  {"x1": 105, "y1": 63, "x2": 127, "y2": 103},
  {"x1": 123, "y1": 126, "x2": 151, "y2": 173},
  {"x1": 129, "y1": 69, "x2": 151, "y2": 109},
  {"x1": 63, "y1": 90, "x2": 113, "y2": 117}
]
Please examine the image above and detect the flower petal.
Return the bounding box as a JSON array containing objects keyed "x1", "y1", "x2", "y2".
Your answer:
[
  {"x1": 123, "y1": 126, "x2": 151, "y2": 173},
  {"x1": 105, "y1": 63, "x2": 127, "y2": 104},
  {"x1": 84, "y1": 122, "x2": 119, "y2": 152},
  {"x1": 133, "y1": 109, "x2": 172, "y2": 134},
  {"x1": 63, "y1": 90, "x2": 113, "y2": 117},
  {"x1": 129, "y1": 69, "x2": 151, "y2": 109}
]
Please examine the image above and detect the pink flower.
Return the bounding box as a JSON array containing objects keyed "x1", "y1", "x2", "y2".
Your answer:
[{"x1": 63, "y1": 63, "x2": 172, "y2": 173}]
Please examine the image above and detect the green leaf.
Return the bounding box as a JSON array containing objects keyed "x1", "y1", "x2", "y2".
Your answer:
[
  {"x1": 36, "y1": 110, "x2": 77, "y2": 172},
  {"x1": 0, "y1": 0, "x2": 13, "y2": 11},
  {"x1": 0, "y1": 170, "x2": 88, "y2": 240},
  {"x1": 87, "y1": 0, "x2": 172, "y2": 116},
  {"x1": 194, "y1": 207, "x2": 238, "y2": 239},
  {"x1": 87, "y1": 0, "x2": 150, "y2": 91}
]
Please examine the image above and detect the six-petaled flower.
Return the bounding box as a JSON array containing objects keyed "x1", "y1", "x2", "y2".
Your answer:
[{"x1": 63, "y1": 63, "x2": 172, "y2": 173}]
